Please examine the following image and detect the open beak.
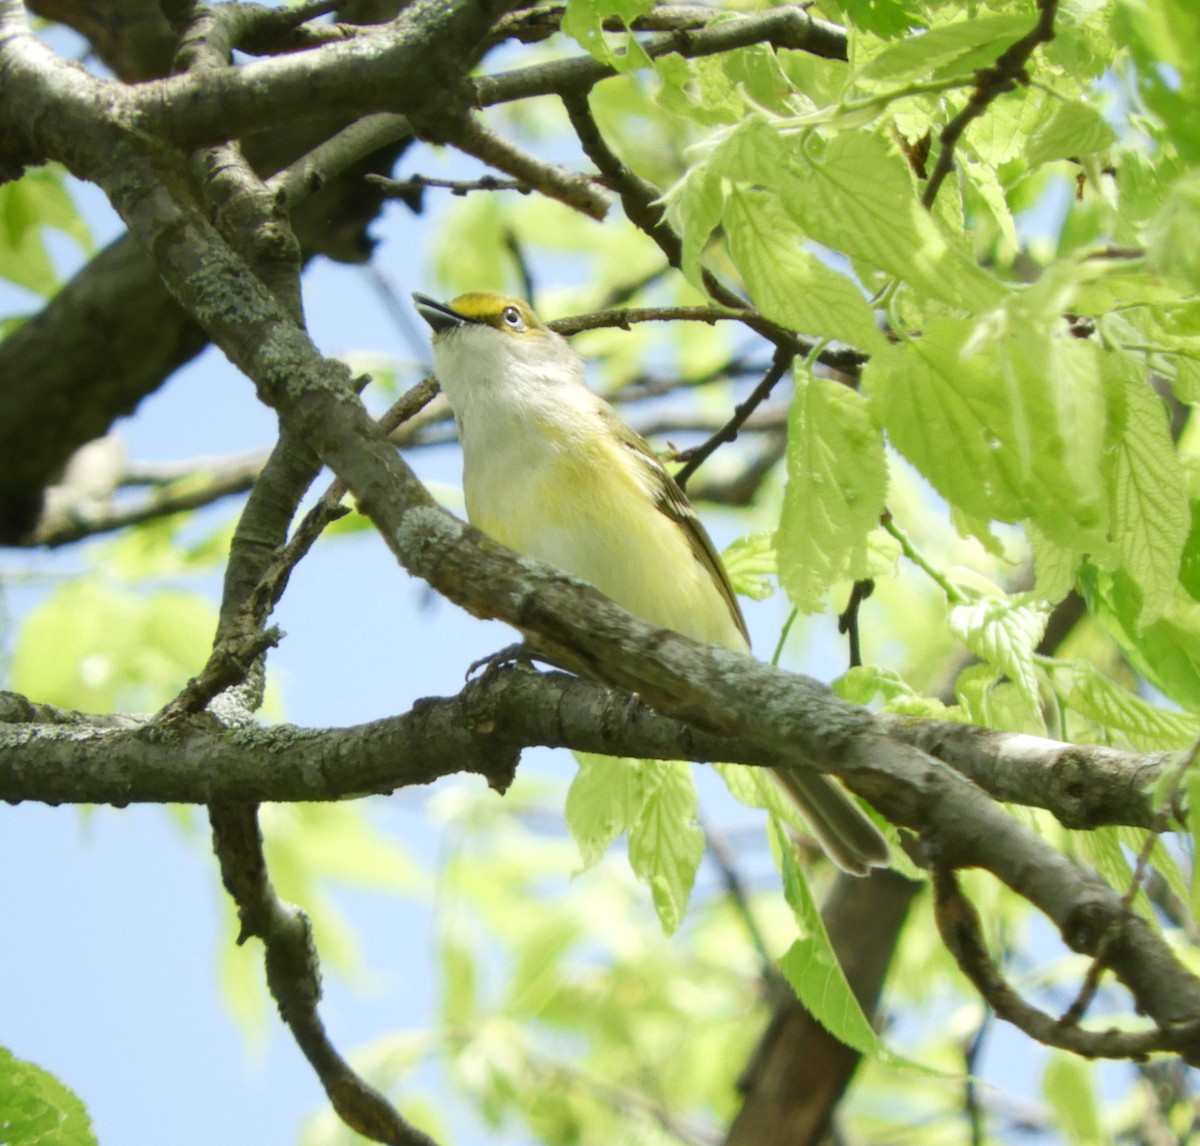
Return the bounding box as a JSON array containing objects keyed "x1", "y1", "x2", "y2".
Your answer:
[{"x1": 412, "y1": 293, "x2": 466, "y2": 334}]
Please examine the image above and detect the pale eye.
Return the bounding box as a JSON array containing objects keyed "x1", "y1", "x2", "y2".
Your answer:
[{"x1": 501, "y1": 306, "x2": 525, "y2": 331}]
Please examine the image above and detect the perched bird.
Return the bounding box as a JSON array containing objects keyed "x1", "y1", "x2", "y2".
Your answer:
[{"x1": 414, "y1": 290, "x2": 888, "y2": 875}]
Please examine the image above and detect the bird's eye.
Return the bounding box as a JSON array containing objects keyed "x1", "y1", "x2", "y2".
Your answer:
[{"x1": 501, "y1": 306, "x2": 525, "y2": 331}]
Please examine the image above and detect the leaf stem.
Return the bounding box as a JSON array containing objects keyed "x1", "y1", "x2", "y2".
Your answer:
[{"x1": 882, "y1": 514, "x2": 968, "y2": 604}]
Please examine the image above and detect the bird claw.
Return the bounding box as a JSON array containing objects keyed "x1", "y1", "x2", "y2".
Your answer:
[{"x1": 465, "y1": 642, "x2": 538, "y2": 681}]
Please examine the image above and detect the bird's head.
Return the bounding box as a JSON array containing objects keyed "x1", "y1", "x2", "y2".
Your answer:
[
  {"x1": 413, "y1": 291, "x2": 581, "y2": 408},
  {"x1": 413, "y1": 292, "x2": 549, "y2": 342}
]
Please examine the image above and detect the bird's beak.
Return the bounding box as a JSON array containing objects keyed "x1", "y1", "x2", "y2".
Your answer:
[{"x1": 412, "y1": 293, "x2": 465, "y2": 334}]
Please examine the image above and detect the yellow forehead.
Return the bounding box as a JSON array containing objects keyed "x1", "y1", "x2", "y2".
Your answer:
[{"x1": 449, "y1": 292, "x2": 542, "y2": 328}]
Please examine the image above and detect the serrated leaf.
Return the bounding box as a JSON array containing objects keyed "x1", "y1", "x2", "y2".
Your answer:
[
  {"x1": 627, "y1": 760, "x2": 704, "y2": 935},
  {"x1": 660, "y1": 164, "x2": 725, "y2": 290},
  {"x1": 724, "y1": 187, "x2": 887, "y2": 352},
  {"x1": 1188, "y1": 772, "x2": 1200, "y2": 920},
  {"x1": 0, "y1": 169, "x2": 91, "y2": 296},
  {"x1": 956, "y1": 664, "x2": 1046, "y2": 734},
  {"x1": 1148, "y1": 172, "x2": 1200, "y2": 290},
  {"x1": 782, "y1": 132, "x2": 1007, "y2": 312},
  {"x1": 773, "y1": 822, "x2": 943, "y2": 1072},
  {"x1": 1028, "y1": 522, "x2": 1080, "y2": 606},
  {"x1": 1054, "y1": 656, "x2": 1200, "y2": 751},
  {"x1": 833, "y1": 664, "x2": 919, "y2": 706},
  {"x1": 778, "y1": 370, "x2": 888, "y2": 613},
  {"x1": 1181, "y1": 502, "x2": 1200, "y2": 603},
  {"x1": 565, "y1": 753, "x2": 646, "y2": 869},
  {"x1": 866, "y1": 317, "x2": 1109, "y2": 548},
  {"x1": 947, "y1": 597, "x2": 1049, "y2": 706},
  {"x1": 1104, "y1": 364, "x2": 1189, "y2": 627},
  {"x1": 861, "y1": 13, "x2": 1031, "y2": 82},
  {"x1": 0, "y1": 1045, "x2": 97, "y2": 1146}
]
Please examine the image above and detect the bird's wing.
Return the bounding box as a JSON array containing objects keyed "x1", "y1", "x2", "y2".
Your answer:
[{"x1": 608, "y1": 411, "x2": 751, "y2": 649}]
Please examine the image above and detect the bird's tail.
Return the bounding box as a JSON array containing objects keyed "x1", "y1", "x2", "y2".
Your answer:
[{"x1": 770, "y1": 768, "x2": 890, "y2": 876}]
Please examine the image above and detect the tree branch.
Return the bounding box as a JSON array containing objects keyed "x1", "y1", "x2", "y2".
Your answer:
[
  {"x1": 475, "y1": 5, "x2": 848, "y2": 107},
  {"x1": 208, "y1": 802, "x2": 438, "y2": 1146},
  {"x1": 921, "y1": 0, "x2": 1059, "y2": 209}
]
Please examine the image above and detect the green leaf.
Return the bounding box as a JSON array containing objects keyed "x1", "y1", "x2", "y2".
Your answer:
[
  {"x1": 1180, "y1": 502, "x2": 1200, "y2": 604},
  {"x1": 723, "y1": 187, "x2": 887, "y2": 352},
  {"x1": 1149, "y1": 172, "x2": 1200, "y2": 297},
  {"x1": 0, "y1": 169, "x2": 91, "y2": 296},
  {"x1": 565, "y1": 752, "x2": 646, "y2": 869},
  {"x1": 1187, "y1": 772, "x2": 1200, "y2": 919},
  {"x1": 0, "y1": 1046, "x2": 97, "y2": 1146},
  {"x1": 1028, "y1": 522, "x2": 1080, "y2": 606},
  {"x1": 1081, "y1": 572, "x2": 1200, "y2": 715},
  {"x1": 660, "y1": 163, "x2": 725, "y2": 291},
  {"x1": 774, "y1": 822, "x2": 941, "y2": 1072},
  {"x1": 860, "y1": 14, "x2": 1032, "y2": 82},
  {"x1": 865, "y1": 318, "x2": 1109, "y2": 547},
  {"x1": 782, "y1": 133, "x2": 1007, "y2": 312},
  {"x1": 837, "y1": 0, "x2": 925, "y2": 37},
  {"x1": 268, "y1": 804, "x2": 424, "y2": 892},
  {"x1": 714, "y1": 762, "x2": 811, "y2": 836},
  {"x1": 627, "y1": 760, "x2": 704, "y2": 935},
  {"x1": 1104, "y1": 363, "x2": 1189, "y2": 627},
  {"x1": 0, "y1": 182, "x2": 57, "y2": 295},
  {"x1": 1043, "y1": 1052, "x2": 1104, "y2": 1145},
  {"x1": 1026, "y1": 100, "x2": 1117, "y2": 166},
  {"x1": 777, "y1": 369, "x2": 889, "y2": 613},
  {"x1": 946, "y1": 596, "x2": 1049, "y2": 707},
  {"x1": 1115, "y1": 0, "x2": 1200, "y2": 163},
  {"x1": 955, "y1": 663, "x2": 1045, "y2": 734},
  {"x1": 721, "y1": 531, "x2": 777, "y2": 601},
  {"x1": 1051, "y1": 656, "x2": 1200, "y2": 751},
  {"x1": 12, "y1": 580, "x2": 217, "y2": 712},
  {"x1": 774, "y1": 821, "x2": 885, "y2": 1055},
  {"x1": 561, "y1": 0, "x2": 653, "y2": 73}
]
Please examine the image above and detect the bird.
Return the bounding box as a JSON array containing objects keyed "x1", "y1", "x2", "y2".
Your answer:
[{"x1": 413, "y1": 290, "x2": 889, "y2": 875}]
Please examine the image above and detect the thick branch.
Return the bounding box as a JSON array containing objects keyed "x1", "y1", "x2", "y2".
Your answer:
[
  {"x1": 0, "y1": 674, "x2": 1180, "y2": 832},
  {"x1": 880, "y1": 716, "x2": 1175, "y2": 831}
]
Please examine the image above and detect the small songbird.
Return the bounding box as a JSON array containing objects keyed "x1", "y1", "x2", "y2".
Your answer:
[{"x1": 414, "y1": 290, "x2": 888, "y2": 875}]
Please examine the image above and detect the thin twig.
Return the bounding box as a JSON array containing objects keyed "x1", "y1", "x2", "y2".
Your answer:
[
  {"x1": 504, "y1": 227, "x2": 537, "y2": 305},
  {"x1": 560, "y1": 94, "x2": 871, "y2": 379},
  {"x1": 418, "y1": 112, "x2": 609, "y2": 220},
  {"x1": 837, "y1": 581, "x2": 875, "y2": 670},
  {"x1": 922, "y1": 0, "x2": 1060, "y2": 209},
  {"x1": 674, "y1": 347, "x2": 793, "y2": 488},
  {"x1": 931, "y1": 863, "x2": 1200, "y2": 1060},
  {"x1": 34, "y1": 454, "x2": 265, "y2": 547},
  {"x1": 367, "y1": 171, "x2": 534, "y2": 198},
  {"x1": 209, "y1": 804, "x2": 438, "y2": 1146}
]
